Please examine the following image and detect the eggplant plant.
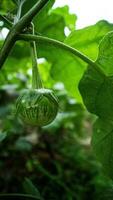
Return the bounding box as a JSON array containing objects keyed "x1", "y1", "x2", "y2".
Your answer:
[{"x1": 1, "y1": 0, "x2": 113, "y2": 199}]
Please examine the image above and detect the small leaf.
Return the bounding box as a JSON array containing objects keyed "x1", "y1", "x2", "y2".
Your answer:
[
  {"x1": 23, "y1": 178, "x2": 43, "y2": 199},
  {"x1": 15, "y1": 137, "x2": 32, "y2": 151},
  {"x1": 0, "y1": 132, "x2": 7, "y2": 142}
]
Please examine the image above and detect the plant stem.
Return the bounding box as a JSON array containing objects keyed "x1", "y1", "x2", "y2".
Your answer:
[
  {"x1": 19, "y1": 34, "x2": 106, "y2": 77},
  {"x1": 14, "y1": 0, "x2": 25, "y2": 24},
  {"x1": 30, "y1": 23, "x2": 43, "y2": 89},
  {"x1": 0, "y1": 193, "x2": 42, "y2": 200},
  {"x1": 0, "y1": 0, "x2": 49, "y2": 69},
  {"x1": 32, "y1": 160, "x2": 77, "y2": 198},
  {"x1": 0, "y1": 15, "x2": 13, "y2": 29},
  {"x1": 16, "y1": 0, "x2": 49, "y2": 30}
]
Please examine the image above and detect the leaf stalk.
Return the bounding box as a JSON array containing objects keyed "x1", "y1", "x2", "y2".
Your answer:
[{"x1": 19, "y1": 34, "x2": 106, "y2": 76}]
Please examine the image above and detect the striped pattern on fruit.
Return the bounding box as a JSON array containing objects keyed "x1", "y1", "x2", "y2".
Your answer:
[{"x1": 15, "y1": 88, "x2": 58, "y2": 126}]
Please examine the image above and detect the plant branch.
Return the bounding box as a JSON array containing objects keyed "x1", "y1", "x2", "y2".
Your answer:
[
  {"x1": 14, "y1": 0, "x2": 25, "y2": 24},
  {"x1": 0, "y1": 0, "x2": 49, "y2": 69},
  {"x1": 0, "y1": 193, "x2": 42, "y2": 200},
  {"x1": 19, "y1": 34, "x2": 106, "y2": 76}
]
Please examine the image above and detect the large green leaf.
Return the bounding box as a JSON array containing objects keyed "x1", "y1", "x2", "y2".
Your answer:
[
  {"x1": 97, "y1": 31, "x2": 113, "y2": 75},
  {"x1": 20, "y1": 0, "x2": 65, "y2": 40},
  {"x1": 47, "y1": 21, "x2": 113, "y2": 100},
  {"x1": 33, "y1": 1, "x2": 67, "y2": 41},
  {"x1": 79, "y1": 31, "x2": 113, "y2": 178},
  {"x1": 79, "y1": 31, "x2": 113, "y2": 119},
  {"x1": 35, "y1": 13, "x2": 65, "y2": 41},
  {"x1": 52, "y1": 6, "x2": 77, "y2": 31},
  {"x1": 65, "y1": 20, "x2": 113, "y2": 59}
]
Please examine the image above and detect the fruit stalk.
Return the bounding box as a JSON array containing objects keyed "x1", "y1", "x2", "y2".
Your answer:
[{"x1": 30, "y1": 23, "x2": 43, "y2": 89}]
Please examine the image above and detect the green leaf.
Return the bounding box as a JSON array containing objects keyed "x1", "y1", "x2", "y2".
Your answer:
[
  {"x1": 23, "y1": 178, "x2": 43, "y2": 199},
  {"x1": 17, "y1": 0, "x2": 65, "y2": 41},
  {"x1": 65, "y1": 20, "x2": 113, "y2": 59},
  {"x1": 92, "y1": 119, "x2": 113, "y2": 178},
  {"x1": 15, "y1": 137, "x2": 32, "y2": 151},
  {"x1": 33, "y1": 1, "x2": 66, "y2": 41},
  {"x1": 0, "y1": 132, "x2": 7, "y2": 142},
  {"x1": 97, "y1": 31, "x2": 113, "y2": 75},
  {"x1": 33, "y1": 0, "x2": 55, "y2": 27},
  {"x1": 34, "y1": 3, "x2": 76, "y2": 41},
  {"x1": 36, "y1": 13, "x2": 65, "y2": 41},
  {"x1": 79, "y1": 31, "x2": 113, "y2": 120},
  {"x1": 47, "y1": 20, "x2": 113, "y2": 100},
  {"x1": 52, "y1": 6, "x2": 77, "y2": 31},
  {"x1": 78, "y1": 66, "x2": 104, "y2": 114},
  {"x1": 79, "y1": 31, "x2": 113, "y2": 178}
]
